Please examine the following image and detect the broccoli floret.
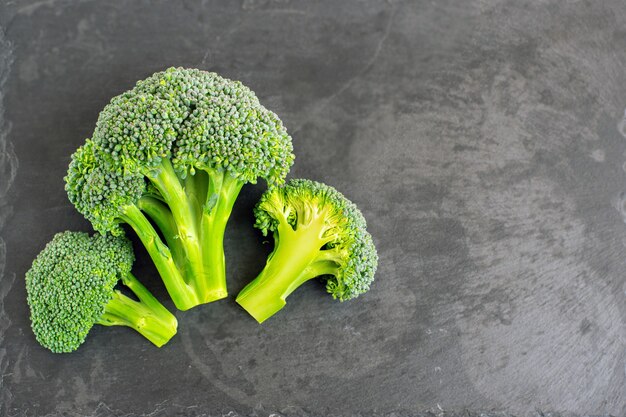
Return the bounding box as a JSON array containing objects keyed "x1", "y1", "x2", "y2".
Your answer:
[
  {"x1": 65, "y1": 67, "x2": 294, "y2": 310},
  {"x1": 66, "y1": 140, "x2": 197, "y2": 309},
  {"x1": 236, "y1": 179, "x2": 378, "y2": 323},
  {"x1": 25, "y1": 231, "x2": 178, "y2": 353}
]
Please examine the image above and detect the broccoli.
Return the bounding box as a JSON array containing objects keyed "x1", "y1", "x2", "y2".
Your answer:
[
  {"x1": 236, "y1": 179, "x2": 378, "y2": 323},
  {"x1": 25, "y1": 231, "x2": 178, "y2": 353},
  {"x1": 65, "y1": 67, "x2": 294, "y2": 310}
]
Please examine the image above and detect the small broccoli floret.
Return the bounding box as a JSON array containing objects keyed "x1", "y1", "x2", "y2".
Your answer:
[
  {"x1": 236, "y1": 179, "x2": 378, "y2": 323},
  {"x1": 66, "y1": 67, "x2": 294, "y2": 310},
  {"x1": 66, "y1": 140, "x2": 144, "y2": 236},
  {"x1": 25, "y1": 231, "x2": 178, "y2": 352}
]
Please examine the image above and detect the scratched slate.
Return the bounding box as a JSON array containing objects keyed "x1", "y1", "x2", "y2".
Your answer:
[{"x1": 0, "y1": 0, "x2": 625, "y2": 416}]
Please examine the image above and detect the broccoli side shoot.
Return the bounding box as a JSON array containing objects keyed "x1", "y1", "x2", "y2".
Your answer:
[
  {"x1": 25, "y1": 231, "x2": 178, "y2": 353},
  {"x1": 65, "y1": 140, "x2": 197, "y2": 310},
  {"x1": 236, "y1": 179, "x2": 378, "y2": 323}
]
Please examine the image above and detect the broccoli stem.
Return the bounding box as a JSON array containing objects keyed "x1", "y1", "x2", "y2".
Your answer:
[
  {"x1": 200, "y1": 169, "x2": 244, "y2": 302},
  {"x1": 184, "y1": 170, "x2": 208, "y2": 226},
  {"x1": 236, "y1": 215, "x2": 330, "y2": 323},
  {"x1": 138, "y1": 196, "x2": 185, "y2": 272},
  {"x1": 120, "y1": 204, "x2": 199, "y2": 310},
  {"x1": 147, "y1": 159, "x2": 208, "y2": 302},
  {"x1": 97, "y1": 272, "x2": 178, "y2": 347}
]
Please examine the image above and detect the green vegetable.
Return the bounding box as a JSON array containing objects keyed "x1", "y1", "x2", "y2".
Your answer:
[
  {"x1": 236, "y1": 179, "x2": 378, "y2": 323},
  {"x1": 65, "y1": 67, "x2": 294, "y2": 310},
  {"x1": 25, "y1": 231, "x2": 177, "y2": 353}
]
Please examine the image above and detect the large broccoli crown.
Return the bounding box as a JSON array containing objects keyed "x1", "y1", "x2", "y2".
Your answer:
[
  {"x1": 88, "y1": 67, "x2": 293, "y2": 184},
  {"x1": 25, "y1": 231, "x2": 134, "y2": 353},
  {"x1": 135, "y1": 67, "x2": 294, "y2": 185},
  {"x1": 67, "y1": 67, "x2": 294, "y2": 232},
  {"x1": 254, "y1": 179, "x2": 378, "y2": 301},
  {"x1": 65, "y1": 140, "x2": 145, "y2": 235}
]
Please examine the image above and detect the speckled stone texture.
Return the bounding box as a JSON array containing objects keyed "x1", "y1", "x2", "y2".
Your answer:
[{"x1": 0, "y1": 1, "x2": 624, "y2": 416}]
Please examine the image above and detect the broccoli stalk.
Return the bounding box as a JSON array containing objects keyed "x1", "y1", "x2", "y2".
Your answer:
[
  {"x1": 236, "y1": 179, "x2": 378, "y2": 323},
  {"x1": 199, "y1": 168, "x2": 244, "y2": 299},
  {"x1": 144, "y1": 159, "x2": 215, "y2": 302},
  {"x1": 66, "y1": 68, "x2": 294, "y2": 310},
  {"x1": 236, "y1": 209, "x2": 339, "y2": 321},
  {"x1": 120, "y1": 202, "x2": 200, "y2": 309},
  {"x1": 25, "y1": 232, "x2": 178, "y2": 353},
  {"x1": 99, "y1": 271, "x2": 177, "y2": 348},
  {"x1": 141, "y1": 159, "x2": 240, "y2": 303}
]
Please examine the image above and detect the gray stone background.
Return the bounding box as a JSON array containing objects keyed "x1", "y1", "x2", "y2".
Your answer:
[{"x1": 0, "y1": 0, "x2": 624, "y2": 416}]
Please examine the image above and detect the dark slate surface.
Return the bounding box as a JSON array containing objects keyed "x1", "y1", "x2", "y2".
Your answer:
[{"x1": 0, "y1": 1, "x2": 625, "y2": 416}]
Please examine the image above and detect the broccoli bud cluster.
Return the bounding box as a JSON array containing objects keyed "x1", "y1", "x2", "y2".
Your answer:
[
  {"x1": 66, "y1": 140, "x2": 145, "y2": 235},
  {"x1": 25, "y1": 232, "x2": 133, "y2": 352}
]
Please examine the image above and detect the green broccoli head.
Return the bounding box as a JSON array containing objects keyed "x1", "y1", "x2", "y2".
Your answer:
[
  {"x1": 70, "y1": 67, "x2": 295, "y2": 227},
  {"x1": 25, "y1": 232, "x2": 134, "y2": 352},
  {"x1": 26, "y1": 231, "x2": 178, "y2": 352},
  {"x1": 65, "y1": 140, "x2": 145, "y2": 235},
  {"x1": 65, "y1": 67, "x2": 295, "y2": 310},
  {"x1": 237, "y1": 179, "x2": 378, "y2": 323},
  {"x1": 89, "y1": 67, "x2": 293, "y2": 185},
  {"x1": 152, "y1": 67, "x2": 294, "y2": 185}
]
